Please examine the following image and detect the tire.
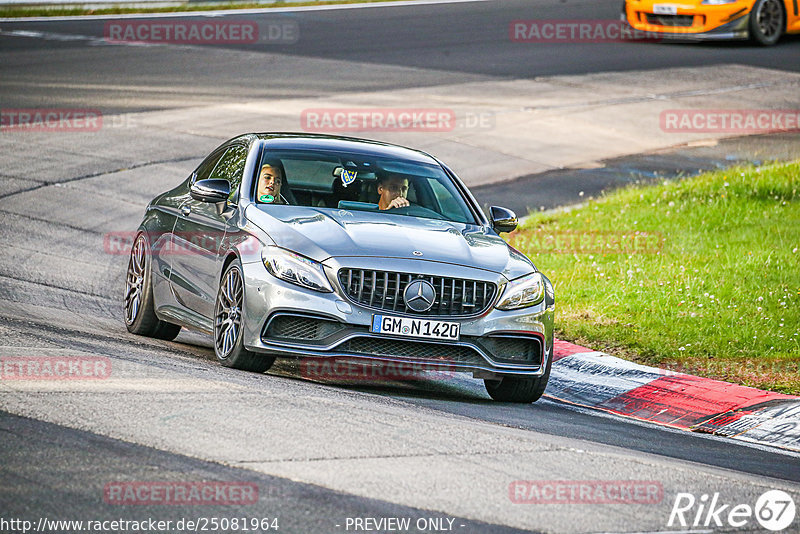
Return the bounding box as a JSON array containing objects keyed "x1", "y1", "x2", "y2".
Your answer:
[
  {"x1": 124, "y1": 233, "x2": 181, "y2": 341},
  {"x1": 749, "y1": 0, "x2": 784, "y2": 46},
  {"x1": 214, "y1": 260, "x2": 275, "y2": 373},
  {"x1": 484, "y1": 346, "x2": 552, "y2": 403}
]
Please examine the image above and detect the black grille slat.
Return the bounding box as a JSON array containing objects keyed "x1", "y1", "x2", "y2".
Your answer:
[
  {"x1": 438, "y1": 278, "x2": 445, "y2": 314},
  {"x1": 393, "y1": 273, "x2": 401, "y2": 311},
  {"x1": 338, "y1": 269, "x2": 496, "y2": 317},
  {"x1": 368, "y1": 271, "x2": 376, "y2": 307},
  {"x1": 449, "y1": 279, "x2": 456, "y2": 315}
]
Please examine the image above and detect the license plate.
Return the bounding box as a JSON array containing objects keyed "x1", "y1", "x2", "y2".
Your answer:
[
  {"x1": 371, "y1": 315, "x2": 460, "y2": 341},
  {"x1": 652, "y1": 4, "x2": 678, "y2": 14}
]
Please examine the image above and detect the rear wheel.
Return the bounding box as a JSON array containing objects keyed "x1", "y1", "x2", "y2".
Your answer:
[
  {"x1": 124, "y1": 233, "x2": 181, "y2": 340},
  {"x1": 484, "y1": 347, "x2": 552, "y2": 403},
  {"x1": 214, "y1": 260, "x2": 275, "y2": 373},
  {"x1": 749, "y1": 0, "x2": 784, "y2": 46}
]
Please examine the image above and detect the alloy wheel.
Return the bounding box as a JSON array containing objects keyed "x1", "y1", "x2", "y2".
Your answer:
[
  {"x1": 124, "y1": 236, "x2": 146, "y2": 325},
  {"x1": 215, "y1": 266, "x2": 244, "y2": 359},
  {"x1": 757, "y1": 0, "x2": 782, "y2": 39}
]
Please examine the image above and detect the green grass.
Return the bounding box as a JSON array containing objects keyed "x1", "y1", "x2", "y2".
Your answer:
[
  {"x1": 0, "y1": 0, "x2": 403, "y2": 18},
  {"x1": 509, "y1": 161, "x2": 800, "y2": 394}
]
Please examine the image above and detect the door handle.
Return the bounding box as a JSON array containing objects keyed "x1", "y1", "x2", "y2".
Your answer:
[{"x1": 180, "y1": 205, "x2": 191, "y2": 216}]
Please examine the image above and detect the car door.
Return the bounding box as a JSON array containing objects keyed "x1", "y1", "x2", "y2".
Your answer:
[{"x1": 169, "y1": 144, "x2": 247, "y2": 320}]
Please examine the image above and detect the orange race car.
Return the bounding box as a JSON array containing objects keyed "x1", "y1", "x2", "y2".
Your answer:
[{"x1": 622, "y1": 0, "x2": 800, "y2": 45}]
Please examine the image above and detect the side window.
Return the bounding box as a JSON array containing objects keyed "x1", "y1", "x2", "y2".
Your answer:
[
  {"x1": 209, "y1": 145, "x2": 248, "y2": 201},
  {"x1": 194, "y1": 150, "x2": 226, "y2": 184}
]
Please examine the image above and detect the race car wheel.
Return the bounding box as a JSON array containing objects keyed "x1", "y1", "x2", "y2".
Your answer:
[
  {"x1": 214, "y1": 261, "x2": 275, "y2": 373},
  {"x1": 749, "y1": 0, "x2": 784, "y2": 46},
  {"x1": 124, "y1": 233, "x2": 181, "y2": 340},
  {"x1": 484, "y1": 347, "x2": 552, "y2": 403}
]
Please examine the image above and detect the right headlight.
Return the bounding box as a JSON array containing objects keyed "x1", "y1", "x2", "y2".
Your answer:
[
  {"x1": 262, "y1": 247, "x2": 333, "y2": 293},
  {"x1": 495, "y1": 272, "x2": 545, "y2": 311}
]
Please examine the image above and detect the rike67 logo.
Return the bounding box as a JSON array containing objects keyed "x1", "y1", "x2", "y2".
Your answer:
[{"x1": 668, "y1": 490, "x2": 796, "y2": 531}]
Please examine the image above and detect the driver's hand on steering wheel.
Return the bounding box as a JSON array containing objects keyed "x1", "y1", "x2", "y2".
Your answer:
[{"x1": 386, "y1": 197, "x2": 410, "y2": 209}]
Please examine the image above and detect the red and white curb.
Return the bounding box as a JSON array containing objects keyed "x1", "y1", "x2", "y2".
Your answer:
[{"x1": 548, "y1": 340, "x2": 800, "y2": 453}]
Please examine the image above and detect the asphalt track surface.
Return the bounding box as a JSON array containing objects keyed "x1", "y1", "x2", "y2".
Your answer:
[
  {"x1": 2, "y1": 1, "x2": 800, "y2": 533},
  {"x1": 1, "y1": 0, "x2": 799, "y2": 113}
]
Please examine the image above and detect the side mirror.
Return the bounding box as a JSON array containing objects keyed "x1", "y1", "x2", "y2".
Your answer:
[
  {"x1": 490, "y1": 206, "x2": 518, "y2": 233},
  {"x1": 190, "y1": 179, "x2": 230, "y2": 204}
]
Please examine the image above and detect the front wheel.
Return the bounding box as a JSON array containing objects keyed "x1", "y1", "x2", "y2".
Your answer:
[
  {"x1": 124, "y1": 233, "x2": 181, "y2": 341},
  {"x1": 214, "y1": 260, "x2": 275, "y2": 373},
  {"x1": 484, "y1": 349, "x2": 552, "y2": 403},
  {"x1": 749, "y1": 0, "x2": 784, "y2": 46}
]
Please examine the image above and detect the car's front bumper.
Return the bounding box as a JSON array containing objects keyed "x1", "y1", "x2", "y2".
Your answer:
[
  {"x1": 622, "y1": 0, "x2": 752, "y2": 40},
  {"x1": 239, "y1": 256, "x2": 554, "y2": 377}
]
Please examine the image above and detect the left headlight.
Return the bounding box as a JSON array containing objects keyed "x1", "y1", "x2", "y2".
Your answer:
[
  {"x1": 262, "y1": 247, "x2": 333, "y2": 293},
  {"x1": 496, "y1": 272, "x2": 545, "y2": 310}
]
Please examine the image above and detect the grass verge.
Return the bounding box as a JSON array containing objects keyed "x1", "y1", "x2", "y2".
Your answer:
[
  {"x1": 0, "y1": 0, "x2": 399, "y2": 18},
  {"x1": 509, "y1": 161, "x2": 800, "y2": 394}
]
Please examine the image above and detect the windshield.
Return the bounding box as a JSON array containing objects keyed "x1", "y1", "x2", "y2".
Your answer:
[{"x1": 251, "y1": 149, "x2": 477, "y2": 224}]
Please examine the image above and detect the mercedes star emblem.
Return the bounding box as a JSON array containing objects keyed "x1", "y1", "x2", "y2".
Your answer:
[{"x1": 404, "y1": 280, "x2": 436, "y2": 313}]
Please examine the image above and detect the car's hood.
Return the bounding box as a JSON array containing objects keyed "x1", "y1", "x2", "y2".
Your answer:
[{"x1": 245, "y1": 205, "x2": 534, "y2": 278}]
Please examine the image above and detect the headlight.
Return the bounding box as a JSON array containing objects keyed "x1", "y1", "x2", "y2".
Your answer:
[
  {"x1": 496, "y1": 272, "x2": 545, "y2": 310},
  {"x1": 701, "y1": 0, "x2": 737, "y2": 4},
  {"x1": 262, "y1": 247, "x2": 333, "y2": 293}
]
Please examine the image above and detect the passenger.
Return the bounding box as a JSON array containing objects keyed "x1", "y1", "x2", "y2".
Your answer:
[
  {"x1": 376, "y1": 174, "x2": 410, "y2": 210},
  {"x1": 256, "y1": 163, "x2": 285, "y2": 204}
]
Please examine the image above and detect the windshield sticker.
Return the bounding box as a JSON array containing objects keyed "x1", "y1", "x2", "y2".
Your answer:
[
  {"x1": 341, "y1": 168, "x2": 357, "y2": 187},
  {"x1": 259, "y1": 194, "x2": 275, "y2": 203}
]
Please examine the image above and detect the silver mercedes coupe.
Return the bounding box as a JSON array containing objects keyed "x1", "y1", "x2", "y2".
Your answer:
[{"x1": 124, "y1": 134, "x2": 554, "y2": 402}]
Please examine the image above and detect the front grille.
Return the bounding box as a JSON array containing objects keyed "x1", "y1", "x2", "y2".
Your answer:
[
  {"x1": 479, "y1": 336, "x2": 542, "y2": 364},
  {"x1": 265, "y1": 315, "x2": 346, "y2": 341},
  {"x1": 645, "y1": 13, "x2": 695, "y2": 27},
  {"x1": 338, "y1": 269, "x2": 496, "y2": 316},
  {"x1": 340, "y1": 337, "x2": 483, "y2": 366}
]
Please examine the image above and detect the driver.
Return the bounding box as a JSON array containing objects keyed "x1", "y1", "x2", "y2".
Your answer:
[
  {"x1": 377, "y1": 174, "x2": 410, "y2": 210},
  {"x1": 256, "y1": 163, "x2": 285, "y2": 204}
]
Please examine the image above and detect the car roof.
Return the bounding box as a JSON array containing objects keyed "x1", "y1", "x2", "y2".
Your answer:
[{"x1": 241, "y1": 133, "x2": 440, "y2": 165}]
